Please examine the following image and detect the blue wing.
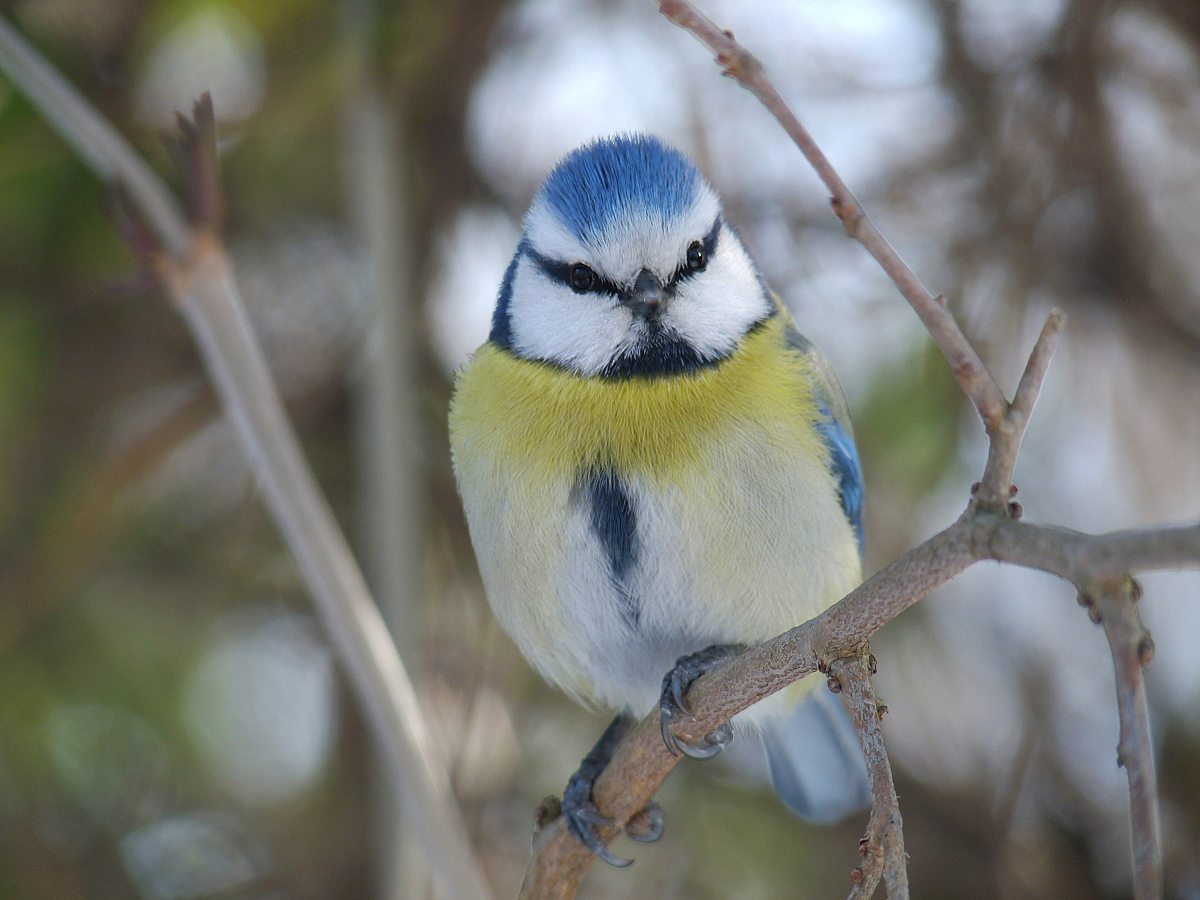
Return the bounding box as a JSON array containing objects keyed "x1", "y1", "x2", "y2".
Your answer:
[
  {"x1": 782, "y1": 319, "x2": 864, "y2": 554},
  {"x1": 814, "y1": 403, "x2": 864, "y2": 552}
]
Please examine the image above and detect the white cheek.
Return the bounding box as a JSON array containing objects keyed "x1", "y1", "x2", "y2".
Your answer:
[
  {"x1": 508, "y1": 257, "x2": 633, "y2": 375},
  {"x1": 668, "y1": 239, "x2": 771, "y2": 357}
]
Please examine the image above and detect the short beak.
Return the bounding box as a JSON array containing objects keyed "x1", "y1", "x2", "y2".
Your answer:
[{"x1": 627, "y1": 268, "x2": 665, "y2": 320}]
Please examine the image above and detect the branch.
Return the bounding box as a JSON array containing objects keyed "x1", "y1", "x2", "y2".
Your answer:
[
  {"x1": 1092, "y1": 578, "x2": 1162, "y2": 900},
  {"x1": 976, "y1": 311, "x2": 1065, "y2": 514},
  {"x1": 520, "y1": 511, "x2": 1198, "y2": 897},
  {"x1": 830, "y1": 657, "x2": 908, "y2": 900},
  {"x1": 972, "y1": 517, "x2": 1200, "y2": 582},
  {"x1": 0, "y1": 18, "x2": 494, "y2": 900},
  {"x1": 681, "y1": 512, "x2": 1200, "y2": 740}
]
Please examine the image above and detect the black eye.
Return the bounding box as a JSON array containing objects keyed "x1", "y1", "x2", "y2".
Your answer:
[
  {"x1": 686, "y1": 240, "x2": 706, "y2": 272},
  {"x1": 569, "y1": 264, "x2": 597, "y2": 293}
]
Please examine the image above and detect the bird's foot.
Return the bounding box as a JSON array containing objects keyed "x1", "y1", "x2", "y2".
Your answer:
[
  {"x1": 659, "y1": 643, "x2": 743, "y2": 758},
  {"x1": 561, "y1": 764, "x2": 630, "y2": 868},
  {"x1": 561, "y1": 714, "x2": 663, "y2": 867}
]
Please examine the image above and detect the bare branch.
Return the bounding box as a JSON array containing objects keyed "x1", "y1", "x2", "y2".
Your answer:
[
  {"x1": 831, "y1": 658, "x2": 908, "y2": 900},
  {"x1": 1092, "y1": 579, "x2": 1162, "y2": 900},
  {"x1": 1011, "y1": 311, "x2": 1067, "y2": 430},
  {"x1": 973, "y1": 515, "x2": 1200, "y2": 582},
  {"x1": 162, "y1": 237, "x2": 492, "y2": 900},
  {"x1": 681, "y1": 512, "x2": 1200, "y2": 742},
  {"x1": 977, "y1": 310, "x2": 1067, "y2": 511},
  {"x1": 0, "y1": 22, "x2": 494, "y2": 900},
  {"x1": 657, "y1": 0, "x2": 1010, "y2": 447}
]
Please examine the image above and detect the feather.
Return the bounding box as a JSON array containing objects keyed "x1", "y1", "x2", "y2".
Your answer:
[{"x1": 762, "y1": 686, "x2": 872, "y2": 823}]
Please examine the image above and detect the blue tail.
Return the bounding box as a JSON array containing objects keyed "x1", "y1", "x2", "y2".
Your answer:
[{"x1": 761, "y1": 687, "x2": 872, "y2": 823}]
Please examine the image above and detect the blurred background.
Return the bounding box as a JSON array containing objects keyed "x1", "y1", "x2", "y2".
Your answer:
[{"x1": 1, "y1": 0, "x2": 1199, "y2": 897}]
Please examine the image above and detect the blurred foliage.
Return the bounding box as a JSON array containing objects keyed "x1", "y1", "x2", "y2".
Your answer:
[
  {"x1": 0, "y1": 1, "x2": 458, "y2": 898},
  {"x1": 857, "y1": 341, "x2": 961, "y2": 494}
]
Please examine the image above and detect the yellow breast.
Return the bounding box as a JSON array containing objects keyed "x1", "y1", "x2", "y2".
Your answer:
[{"x1": 448, "y1": 315, "x2": 826, "y2": 486}]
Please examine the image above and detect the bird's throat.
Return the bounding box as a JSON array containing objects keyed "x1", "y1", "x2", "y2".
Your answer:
[{"x1": 449, "y1": 315, "x2": 825, "y2": 484}]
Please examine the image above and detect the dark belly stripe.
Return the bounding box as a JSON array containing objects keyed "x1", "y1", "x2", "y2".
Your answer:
[{"x1": 584, "y1": 470, "x2": 640, "y2": 625}]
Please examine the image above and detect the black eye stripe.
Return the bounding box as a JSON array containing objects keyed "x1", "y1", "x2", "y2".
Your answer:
[
  {"x1": 522, "y1": 213, "x2": 721, "y2": 298},
  {"x1": 524, "y1": 246, "x2": 624, "y2": 297},
  {"x1": 668, "y1": 215, "x2": 721, "y2": 288}
]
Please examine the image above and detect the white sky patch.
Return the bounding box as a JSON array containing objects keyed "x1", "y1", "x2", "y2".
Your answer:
[
  {"x1": 468, "y1": 0, "x2": 950, "y2": 211},
  {"x1": 467, "y1": 5, "x2": 697, "y2": 207},
  {"x1": 121, "y1": 812, "x2": 264, "y2": 900},
  {"x1": 765, "y1": 223, "x2": 930, "y2": 405},
  {"x1": 134, "y1": 4, "x2": 265, "y2": 128},
  {"x1": 183, "y1": 610, "x2": 336, "y2": 807},
  {"x1": 957, "y1": 0, "x2": 1068, "y2": 71},
  {"x1": 1141, "y1": 572, "x2": 1200, "y2": 721},
  {"x1": 426, "y1": 207, "x2": 520, "y2": 372},
  {"x1": 703, "y1": 0, "x2": 942, "y2": 91}
]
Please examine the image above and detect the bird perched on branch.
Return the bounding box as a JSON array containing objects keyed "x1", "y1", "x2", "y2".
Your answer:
[{"x1": 450, "y1": 135, "x2": 869, "y2": 865}]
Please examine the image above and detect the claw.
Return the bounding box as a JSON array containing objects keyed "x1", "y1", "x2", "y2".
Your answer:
[
  {"x1": 593, "y1": 842, "x2": 634, "y2": 868},
  {"x1": 659, "y1": 644, "x2": 742, "y2": 758},
  {"x1": 571, "y1": 805, "x2": 613, "y2": 827},
  {"x1": 563, "y1": 784, "x2": 633, "y2": 867},
  {"x1": 660, "y1": 710, "x2": 682, "y2": 757},
  {"x1": 560, "y1": 713, "x2": 647, "y2": 867},
  {"x1": 564, "y1": 801, "x2": 633, "y2": 868},
  {"x1": 626, "y1": 801, "x2": 665, "y2": 843},
  {"x1": 676, "y1": 721, "x2": 733, "y2": 759},
  {"x1": 671, "y1": 674, "x2": 690, "y2": 716}
]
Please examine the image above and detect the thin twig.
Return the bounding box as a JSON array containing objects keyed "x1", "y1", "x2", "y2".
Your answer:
[
  {"x1": 657, "y1": 0, "x2": 1008, "y2": 436},
  {"x1": 831, "y1": 657, "x2": 908, "y2": 900},
  {"x1": 1011, "y1": 312, "x2": 1067, "y2": 432},
  {"x1": 0, "y1": 20, "x2": 494, "y2": 900},
  {"x1": 1092, "y1": 578, "x2": 1162, "y2": 900},
  {"x1": 166, "y1": 235, "x2": 491, "y2": 900},
  {"x1": 976, "y1": 310, "x2": 1066, "y2": 510}
]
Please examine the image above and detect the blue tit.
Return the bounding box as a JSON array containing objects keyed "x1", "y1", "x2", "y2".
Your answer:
[{"x1": 449, "y1": 135, "x2": 870, "y2": 864}]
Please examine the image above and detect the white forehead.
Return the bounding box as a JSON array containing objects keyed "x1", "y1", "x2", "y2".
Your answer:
[{"x1": 523, "y1": 183, "x2": 722, "y2": 284}]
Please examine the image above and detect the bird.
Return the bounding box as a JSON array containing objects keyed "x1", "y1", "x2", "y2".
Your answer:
[{"x1": 449, "y1": 134, "x2": 870, "y2": 866}]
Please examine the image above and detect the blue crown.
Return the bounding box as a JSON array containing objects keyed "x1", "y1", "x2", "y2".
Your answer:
[{"x1": 537, "y1": 135, "x2": 701, "y2": 242}]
